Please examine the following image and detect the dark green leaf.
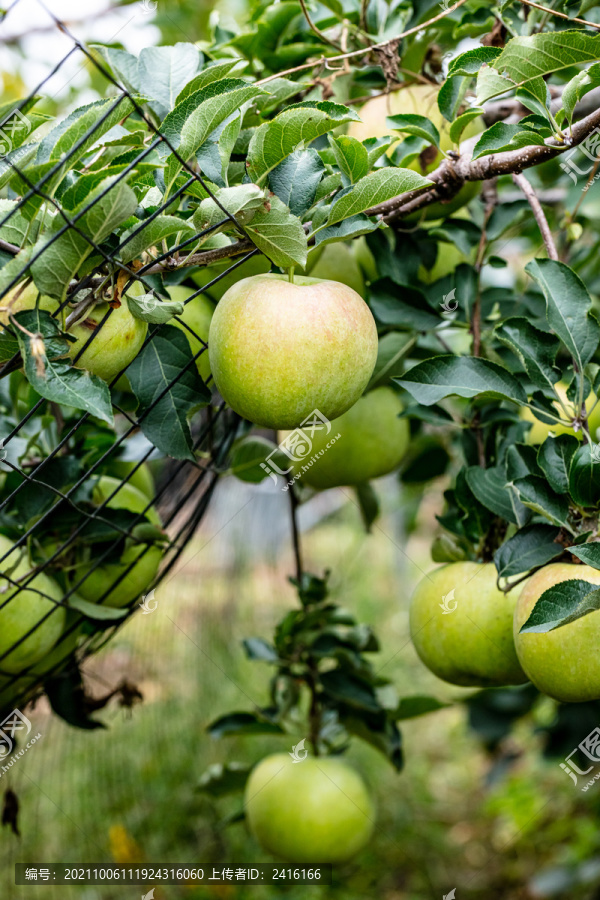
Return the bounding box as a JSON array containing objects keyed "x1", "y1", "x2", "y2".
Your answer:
[
  {"x1": 519, "y1": 580, "x2": 600, "y2": 633},
  {"x1": 512, "y1": 475, "x2": 573, "y2": 531},
  {"x1": 569, "y1": 543, "x2": 600, "y2": 570},
  {"x1": 355, "y1": 481, "x2": 379, "y2": 532},
  {"x1": 207, "y1": 712, "x2": 284, "y2": 738},
  {"x1": 569, "y1": 443, "x2": 600, "y2": 507},
  {"x1": 197, "y1": 762, "x2": 252, "y2": 796},
  {"x1": 537, "y1": 434, "x2": 579, "y2": 494},
  {"x1": 494, "y1": 524, "x2": 563, "y2": 578},
  {"x1": 395, "y1": 695, "x2": 449, "y2": 720},
  {"x1": 397, "y1": 356, "x2": 527, "y2": 406}
]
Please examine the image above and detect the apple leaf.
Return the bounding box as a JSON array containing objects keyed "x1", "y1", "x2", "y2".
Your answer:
[
  {"x1": 519, "y1": 580, "x2": 600, "y2": 634},
  {"x1": 120, "y1": 215, "x2": 196, "y2": 264},
  {"x1": 448, "y1": 47, "x2": 503, "y2": 77},
  {"x1": 328, "y1": 135, "x2": 369, "y2": 186},
  {"x1": 314, "y1": 214, "x2": 380, "y2": 249},
  {"x1": 395, "y1": 696, "x2": 449, "y2": 720},
  {"x1": 495, "y1": 317, "x2": 560, "y2": 392},
  {"x1": 466, "y1": 465, "x2": 529, "y2": 526},
  {"x1": 126, "y1": 324, "x2": 210, "y2": 461},
  {"x1": 512, "y1": 475, "x2": 573, "y2": 532},
  {"x1": 244, "y1": 195, "x2": 308, "y2": 269},
  {"x1": 136, "y1": 43, "x2": 202, "y2": 115},
  {"x1": 471, "y1": 123, "x2": 546, "y2": 160},
  {"x1": 269, "y1": 149, "x2": 325, "y2": 217},
  {"x1": 526, "y1": 259, "x2": 600, "y2": 373},
  {"x1": 13, "y1": 309, "x2": 114, "y2": 426},
  {"x1": 449, "y1": 107, "x2": 484, "y2": 144},
  {"x1": 569, "y1": 543, "x2": 600, "y2": 569},
  {"x1": 126, "y1": 296, "x2": 185, "y2": 325},
  {"x1": 325, "y1": 168, "x2": 432, "y2": 227},
  {"x1": 355, "y1": 481, "x2": 379, "y2": 532},
  {"x1": 207, "y1": 712, "x2": 284, "y2": 737},
  {"x1": 568, "y1": 443, "x2": 600, "y2": 508},
  {"x1": 176, "y1": 60, "x2": 247, "y2": 105},
  {"x1": 193, "y1": 184, "x2": 266, "y2": 232},
  {"x1": 537, "y1": 434, "x2": 579, "y2": 494},
  {"x1": 494, "y1": 524, "x2": 563, "y2": 578},
  {"x1": 67, "y1": 596, "x2": 129, "y2": 621},
  {"x1": 246, "y1": 100, "x2": 360, "y2": 185},
  {"x1": 561, "y1": 62, "x2": 600, "y2": 124},
  {"x1": 386, "y1": 113, "x2": 441, "y2": 149},
  {"x1": 368, "y1": 332, "x2": 417, "y2": 390},
  {"x1": 229, "y1": 436, "x2": 291, "y2": 484},
  {"x1": 397, "y1": 356, "x2": 528, "y2": 406}
]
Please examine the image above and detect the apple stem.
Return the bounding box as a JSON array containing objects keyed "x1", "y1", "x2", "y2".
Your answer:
[{"x1": 288, "y1": 267, "x2": 295, "y2": 285}]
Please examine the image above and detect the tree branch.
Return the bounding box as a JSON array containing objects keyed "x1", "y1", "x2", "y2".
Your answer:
[
  {"x1": 511, "y1": 172, "x2": 559, "y2": 260},
  {"x1": 519, "y1": 0, "x2": 600, "y2": 30},
  {"x1": 298, "y1": 0, "x2": 343, "y2": 52},
  {"x1": 366, "y1": 103, "x2": 600, "y2": 223}
]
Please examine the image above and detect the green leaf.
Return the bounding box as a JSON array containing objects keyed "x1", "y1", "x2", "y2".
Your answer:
[
  {"x1": 244, "y1": 195, "x2": 307, "y2": 269},
  {"x1": 449, "y1": 107, "x2": 484, "y2": 144},
  {"x1": 448, "y1": 47, "x2": 503, "y2": 76},
  {"x1": 196, "y1": 110, "x2": 242, "y2": 188},
  {"x1": 386, "y1": 114, "x2": 441, "y2": 149},
  {"x1": 325, "y1": 168, "x2": 432, "y2": 227},
  {"x1": 207, "y1": 712, "x2": 284, "y2": 738},
  {"x1": 526, "y1": 259, "x2": 600, "y2": 374},
  {"x1": 197, "y1": 762, "x2": 251, "y2": 796},
  {"x1": 30, "y1": 176, "x2": 138, "y2": 300},
  {"x1": 14, "y1": 310, "x2": 114, "y2": 426},
  {"x1": 175, "y1": 60, "x2": 246, "y2": 105},
  {"x1": 395, "y1": 696, "x2": 449, "y2": 720},
  {"x1": 229, "y1": 436, "x2": 290, "y2": 484},
  {"x1": 120, "y1": 215, "x2": 196, "y2": 264},
  {"x1": 242, "y1": 637, "x2": 279, "y2": 662},
  {"x1": 126, "y1": 296, "x2": 185, "y2": 325},
  {"x1": 519, "y1": 580, "x2": 600, "y2": 634},
  {"x1": 0, "y1": 199, "x2": 38, "y2": 247},
  {"x1": 512, "y1": 475, "x2": 573, "y2": 531},
  {"x1": 537, "y1": 434, "x2": 579, "y2": 494},
  {"x1": 328, "y1": 135, "x2": 369, "y2": 185},
  {"x1": 562, "y1": 62, "x2": 600, "y2": 123},
  {"x1": 126, "y1": 325, "x2": 210, "y2": 461},
  {"x1": 492, "y1": 30, "x2": 600, "y2": 92},
  {"x1": 369, "y1": 280, "x2": 440, "y2": 331},
  {"x1": 465, "y1": 465, "x2": 527, "y2": 525},
  {"x1": 137, "y1": 43, "x2": 202, "y2": 113},
  {"x1": 472, "y1": 123, "x2": 545, "y2": 160},
  {"x1": 397, "y1": 356, "x2": 527, "y2": 406},
  {"x1": 320, "y1": 669, "x2": 381, "y2": 713},
  {"x1": 476, "y1": 66, "x2": 517, "y2": 105},
  {"x1": 494, "y1": 524, "x2": 563, "y2": 578},
  {"x1": 495, "y1": 317, "x2": 560, "y2": 392},
  {"x1": 355, "y1": 481, "x2": 379, "y2": 533},
  {"x1": 270, "y1": 149, "x2": 325, "y2": 217},
  {"x1": 0, "y1": 247, "x2": 33, "y2": 298},
  {"x1": 162, "y1": 80, "x2": 266, "y2": 193},
  {"x1": 569, "y1": 443, "x2": 600, "y2": 507},
  {"x1": 314, "y1": 214, "x2": 380, "y2": 249},
  {"x1": 68, "y1": 596, "x2": 129, "y2": 621},
  {"x1": 569, "y1": 543, "x2": 600, "y2": 570},
  {"x1": 193, "y1": 184, "x2": 266, "y2": 231},
  {"x1": 0, "y1": 143, "x2": 37, "y2": 192},
  {"x1": 247, "y1": 100, "x2": 359, "y2": 185}
]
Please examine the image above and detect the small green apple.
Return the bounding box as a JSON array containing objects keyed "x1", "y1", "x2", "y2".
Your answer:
[
  {"x1": 0, "y1": 534, "x2": 66, "y2": 674},
  {"x1": 69, "y1": 286, "x2": 148, "y2": 383},
  {"x1": 0, "y1": 281, "x2": 61, "y2": 327},
  {"x1": 74, "y1": 476, "x2": 163, "y2": 608},
  {"x1": 244, "y1": 753, "x2": 375, "y2": 863},
  {"x1": 349, "y1": 84, "x2": 483, "y2": 221},
  {"x1": 167, "y1": 285, "x2": 215, "y2": 383},
  {"x1": 107, "y1": 461, "x2": 155, "y2": 501},
  {"x1": 279, "y1": 387, "x2": 409, "y2": 489},
  {"x1": 514, "y1": 562, "x2": 600, "y2": 703},
  {"x1": 209, "y1": 274, "x2": 378, "y2": 429},
  {"x1": 409, "y1": 562, "x2": 528, "y2": 687}
]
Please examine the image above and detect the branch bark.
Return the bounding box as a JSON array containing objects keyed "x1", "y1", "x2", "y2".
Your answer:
[{"x1": 511, "y1": 172, "x2": 559, "y2": 260}]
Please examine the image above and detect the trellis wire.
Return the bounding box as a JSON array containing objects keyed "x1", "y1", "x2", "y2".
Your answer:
[{"x1": 0, "y1": 0, "x2": 253, "y2": 716}]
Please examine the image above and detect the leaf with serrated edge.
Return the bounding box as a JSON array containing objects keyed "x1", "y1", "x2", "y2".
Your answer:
[
  {"x1": 120, "y1": 215, "x2": 196, "y2": 263},
  {"x1": 244, "y1": 195, "x2": 307, "y2": 269},
  {"x1": 326, "y1": 168, "x2": 431, "y2": 228},
  {"x1": 519, "y1": 580, "x2": 600, "y2": 633},
  {"x1": 397, "y1": 356, "x2": 527, "y2": 406}
]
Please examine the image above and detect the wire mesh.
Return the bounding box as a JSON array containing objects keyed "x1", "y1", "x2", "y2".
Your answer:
[{"x1": 0, "y1": 0, "x2": 252, "y2": 719}]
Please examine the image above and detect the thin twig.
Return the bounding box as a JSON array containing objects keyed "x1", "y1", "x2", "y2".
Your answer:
[
  {"x1": 298, "y1": 0, "x2": 343, "y2": 51},
  {"x1": 289, "y1": 485, "x2": 303, "y2": 584},
  {"x1": 512, "y1": 172, "x2": 558, "y2": 260},
  {"x1": 519, "y1": 0, "x2": 600, "y2": 30},
  {"x1": 255, "y1": 0, "x2": 469, "y2": 86}
]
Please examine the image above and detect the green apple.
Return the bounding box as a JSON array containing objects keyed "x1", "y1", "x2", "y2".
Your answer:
[
  {"x1": 209, "y1": 274, "x2": 378, "y2": 429},
  {"x1": 69, "y1": 285, "x2": 148, "y2": 383},
  {"x1": 74, "y1": 476, "x2": 163, "y2": 608},
  {"x1": 244, "y1": 753, "x2": 375, "y2": 863},
  {"x1": 303, "y1": 243, "x2": 366, "y2": 298},
  {"x1": 0, "y1": 534, "x2": 66, "y2": 674},
  {"x1": 191, "y1": 254, "x2": 272, "y2": 301},
  {"x1": 521, "y1": 381, "x2": 600, "y2": 443},
  {"x1": 514, "y1": 563, "x2": 600, "y2": 702},
  {"x1": 107, "y1": 461, "x2": 155, "y2": 500},
  {"x1": 167, "y1": 285, "x2": 214, "y2": 383},
  {"x1": 0, "y1": 281, "x2": 61, "y2": 327},
  {"x1": 348, "y1": 84, "x2": 483, "y2": 221},
  {"x1": 279, "y1": 387, "x2": 409, "y2": 489},
  {"x1": 409, "y1": 562, "x2": 528, "y2": 687}
]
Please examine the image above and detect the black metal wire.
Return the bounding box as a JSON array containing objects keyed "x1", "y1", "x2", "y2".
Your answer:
[{"x1": 0, "y1": 2, "x2": 260, "y2": 713}]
